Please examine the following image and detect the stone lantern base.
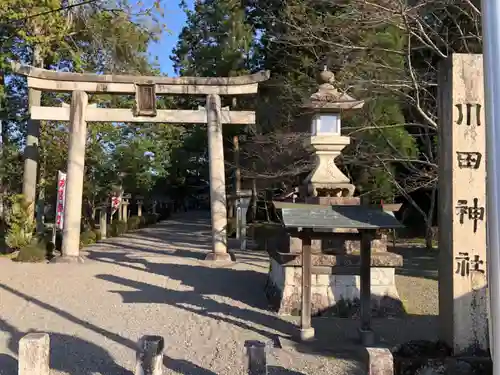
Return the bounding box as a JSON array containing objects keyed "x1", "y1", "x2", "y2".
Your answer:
[{"x1": 265, "y1": 251, "x2": 405, "y2": 317}]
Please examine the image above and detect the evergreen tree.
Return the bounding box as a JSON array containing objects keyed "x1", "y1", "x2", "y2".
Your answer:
[{"x1": 171, "y1": 0, "x2": 256, "y2": 194}]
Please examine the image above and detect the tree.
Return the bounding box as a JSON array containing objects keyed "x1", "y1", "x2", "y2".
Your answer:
[
  {"x1": 172, "y1": 0, "x2": 256, "y2": 201},
  {"x1": 0, "y1": 0, "x2": 171, "y2": 229},
  {"x1": 250, "y1": 0, "x2": 480, "y2": 246}
]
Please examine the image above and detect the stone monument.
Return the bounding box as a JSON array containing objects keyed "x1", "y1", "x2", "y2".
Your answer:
[
  {"x1": 438, "y1": 54, "x2": 489, "y2": 355},
  {"x1": 266, "y1": 68, "x2": 403, "y2": 315}
]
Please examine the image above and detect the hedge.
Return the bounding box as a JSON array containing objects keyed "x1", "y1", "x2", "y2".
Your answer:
[{"x1": 12, "y1": 213, "x2": 164, "y2": 263}]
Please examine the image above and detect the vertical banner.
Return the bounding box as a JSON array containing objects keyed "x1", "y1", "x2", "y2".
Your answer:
[
  {"x1": 111, "y1": 192, "x2": 122, "y2": 217},
  {"x1": 56, "y1": 171, "x2": 67, "y2": 230}
]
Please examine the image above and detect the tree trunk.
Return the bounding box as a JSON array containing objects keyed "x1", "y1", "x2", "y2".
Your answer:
[
  {"x1": 0, "y1": 79, "x2": 5, "y2": 221},
  {"x1": 29, "y1": 40, "x2": 44, "y2": 232}
]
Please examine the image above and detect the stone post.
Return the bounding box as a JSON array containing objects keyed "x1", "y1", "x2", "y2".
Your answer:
[
  {"x1": 135, "y1": 335, "x2": 164, "y2": 375},
  {"x1": 244, "y1": 340, "x2": 268, "y2": 375},
  {"x1": 99, "y1": 208, "x2": 107, "y2": 240},
  {"x1": 231, "y1": 134, "x2": 241, "y2": 220},
  {"x1": 60, "y1": 91, "x2": 88, "y2": 262},
  {"x1": 137, "y1": 200, "x2": 143, "y2": 217},
  {"x1": 205, "y1": 94, "x2": 230, "y2": 261},
  {"x1": 235, "y1": 198, "x2": 240, "y2": 240},
  {"x1": 438, "y1": 54, "x2": 488, "y2": 354},
  {"x1": 122, "y1": 199, "x2": 128, "y2": 223},
  {"x1": 238, "y1": 190, "x2": 252, "y2": 251},
  {"x1": 19, "y1": 333, "x2": 50, "y2": 375}
]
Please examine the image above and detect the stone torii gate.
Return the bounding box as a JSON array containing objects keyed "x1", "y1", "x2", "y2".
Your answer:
[{"x1": 13, "y1": 63, "x2": 269, "y2": 262}]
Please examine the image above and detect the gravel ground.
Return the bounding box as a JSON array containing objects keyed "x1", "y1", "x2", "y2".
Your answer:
[
  {"x1": 0, "y1": 212, "x2": 438, "y2": 375},
  {"x1": 392, "y1": 245, "x2": 438, "y2": 317}
]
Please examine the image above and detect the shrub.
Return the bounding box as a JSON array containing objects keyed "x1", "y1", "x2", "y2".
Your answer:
[
  {"x1": 110, "y1": 220, "x2": 127, "y2": 237},
  {"x1": 4, "y1": 194, "x2": 35, "y2": 251},
  {"x1": 15, "y1": 243, "x2": 47, "y2": 263},
  {"x1": 93, "y1": 229, "x2": 102, "y2": 242},
  {"x1": 145, "y1": 214, "x2": 160, "y2": 225},
  {"x1": 127, "y1": 216, "x2": 141, "y2": 231},
  {"x1": 139, "y1": 216, "x2": 147, "y2": 228},
  {"x1": 79, "y1": 230, "x2": 97, "y2": 248}
]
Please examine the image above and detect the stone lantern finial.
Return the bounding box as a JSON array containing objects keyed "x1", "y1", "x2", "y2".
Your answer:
[
  {"x1": 304, "y1": 68, "x2": 363, "y2": 110},
  {"x1": 302, "y1": 68, "x2": 365, "y2": 198}
]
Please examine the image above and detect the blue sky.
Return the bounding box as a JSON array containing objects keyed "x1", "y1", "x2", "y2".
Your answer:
[{"x1": 148, "y1": 1, "x2": 194, "y2": 77}]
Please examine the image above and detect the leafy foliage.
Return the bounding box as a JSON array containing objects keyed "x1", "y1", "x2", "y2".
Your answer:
[
  {"x1": 14, "y1": 243, "x2": 47, "y2": 263},
  {"x1": 4, "y1": 194, "x2": 35, "y2": 251}
]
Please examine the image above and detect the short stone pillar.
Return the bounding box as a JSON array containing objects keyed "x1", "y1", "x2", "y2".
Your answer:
[
  {"x1": 438, "y1": 54, "x2": 488, "y2": 354},
  {"x1": 135, "y1": 335, "x2": 164, "y2": 375},
  {"x1": 19, "y1": 333, "x2": 50, "y2": 375},
  {"x1": 237, "y1": 189, "x2": 252, "y2": 251},
  {"x1": 365, "y1": 347, "x2": 394, "y2": 375},
  {"x1": 99, "y1": 208, "x2": 107, "y2": 239},
  {"x1": 244, "y1": 340, "x2": 268, "y2": 375},
  {"x1": 121, "y1": 195, "x2": 130, "y2": 223},
  {"x1": 137, "y1": 197, "x2": 143, "y2": 217},
  {"x1": 60, "y1": 90, "x2": 88, "y2": 263},
  {"x1": 205, "y1": 94, "x2": 230, "y2": 261}
]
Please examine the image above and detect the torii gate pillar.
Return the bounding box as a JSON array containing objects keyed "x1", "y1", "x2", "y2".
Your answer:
[
  {"x1": 205, "y1": 94, "x2": 230, "y2": 261},
  {"x1": 58, "y1": 91, "x2": 88, "y2": 263}
]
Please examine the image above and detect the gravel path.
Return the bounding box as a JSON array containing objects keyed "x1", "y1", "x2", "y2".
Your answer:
[
  {"x1": 0, "y1": 212, "x2": 439, "y2": 375},
  {"x1": 392, "y1": 245, "x2": 438, "y2": 317},
  {"x1": 0, "y1": 212, "x2": 367, "y2": 375}
]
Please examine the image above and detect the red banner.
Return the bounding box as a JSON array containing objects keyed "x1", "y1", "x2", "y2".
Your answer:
[{"x1": 56, "y1": 171, "x2": 67, "y2": 230}]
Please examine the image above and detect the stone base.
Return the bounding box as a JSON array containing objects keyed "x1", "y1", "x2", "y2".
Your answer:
[
  {"x1": 204, "y1": 252, "x2": 235, "y2": 262},
  {"x1": 50, "y1": 255, "x2": 85, "y2": 264},
  {"x1": 266, "y1": 258, "x2": 404, "y2": 317},
  {"x1": 300, "y1": 327, "x2": 316, "y2": 342}
]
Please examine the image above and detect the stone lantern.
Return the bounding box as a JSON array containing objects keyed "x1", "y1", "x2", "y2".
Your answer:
[
  {"x1": 263, "y1": 69, "x2": 403, "y2": 319},
  {"x1": 302, "y1": 68, "x2": 364, "y2": 200}
]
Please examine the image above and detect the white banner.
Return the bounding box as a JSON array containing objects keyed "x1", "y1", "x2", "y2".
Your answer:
[{"x1": 55, "y1": 171, "x2": 67, "y2": 230}]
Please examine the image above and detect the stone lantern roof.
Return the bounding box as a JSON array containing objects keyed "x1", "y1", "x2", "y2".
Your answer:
[{"x1": 302, "y1": 67, "x2": 365, "y2": 112}]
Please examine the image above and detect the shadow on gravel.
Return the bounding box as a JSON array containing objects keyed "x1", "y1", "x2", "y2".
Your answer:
[
  {"x1": 95, "y1": 271, "x2": 295, "y2": 343},
  {"x1": 389, "y1": 245, "x2": 438, "y2": 280},
  {"x1": 0, "y1": 317, "x2": 132, "y2": 375},
  {"x1": 268, "y1": 368, "x2": 306, "y2": 374},
  {"x1": 88, "y1": 249, "x2": 272, "y2": 310},
  {"x1": 0, "y1": 287, "x2": 220, "y2": 375},
  {"x1": 0, "y1": 353, "x2": 17, "y2": 375}
]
